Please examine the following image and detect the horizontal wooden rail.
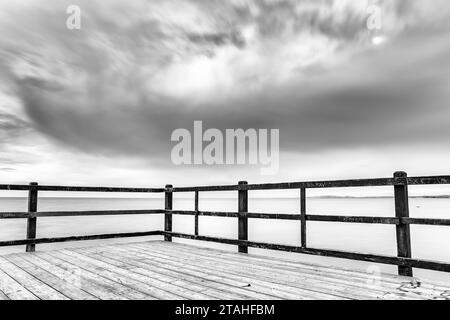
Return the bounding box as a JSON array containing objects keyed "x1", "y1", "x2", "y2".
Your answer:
[
  {"x1": 0, "y1": 184, "x2": 165, "y2": 193},
  {"x1": 0, "y1": 209, "x2": 165, "y2": 219},
  {"x1": 165, "y1": 210, "x2": 450, "y2": 226},
  {"x1": 4, "y1": 209, "x2": 448, "y2": 226},
  {"x1": 169, "y1": 175, "x2": 450, "y2": 192},
  {"x1": 306, "y1": 215, "x2": 398, "y2": 224},
  {"x1": 171, "y1": 178, "x2": 396, "y2": 192},
  {"x1": 161, "y1": 231, "x2": 450, "y2": 273},
  {"x1": 168, "y1": 210, "x2": 239, "y2": 218},
  {"x1": 1, "y1": 175, "x2": 450, "y2": 193},
  {"x1": 0, "y1": 230, "x2": 161, "y2": 247},
  {"x1": 401, "y1": 217, "x2": 450, "y2": 226},
  {"x1": 4, "y1": 209, "x2": 450, "y2": 227},
  {"x1": 407, "y1": 176, "x2": 450, "y2": 185}
]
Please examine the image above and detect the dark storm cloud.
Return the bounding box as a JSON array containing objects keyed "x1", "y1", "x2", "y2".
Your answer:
[
  {"x1": 1, "y1": 0, "x2": 450, "y2": 167},
  {"x1": 186, "y1": 31, "x2": 246, "y2": 49},
  {"x1": 0, "y1": 112, "x2": 30, "y2": 144}
]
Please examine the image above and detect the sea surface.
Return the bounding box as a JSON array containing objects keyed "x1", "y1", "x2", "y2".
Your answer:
[{"x1": 1, "y1": 196, "x2": 450, "y2": 284}]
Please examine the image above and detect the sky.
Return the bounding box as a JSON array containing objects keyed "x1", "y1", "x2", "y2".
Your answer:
[{"x1": 0, "y1": 0, "x2": 450, "y2": 194}]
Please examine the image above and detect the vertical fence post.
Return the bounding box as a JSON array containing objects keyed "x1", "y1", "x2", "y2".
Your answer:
[
  {"x1": 164, "y1": 184, "x2": 173, "y2": 242},
  {"x1": 300, "y1": 187, "x2": 307, "y2": 248},
  {"x1": 393, "y1": 171, "x2": 413, "y2": 276},
  {"x1": 26, "y1": 182, "x2": 38, "y2": 252},
  {"x1": 238, "y1": 181, "x2": 248, "y2": 253},
  {"x1": 194, "y1": 191, "x2": 199, "y2": 236}
]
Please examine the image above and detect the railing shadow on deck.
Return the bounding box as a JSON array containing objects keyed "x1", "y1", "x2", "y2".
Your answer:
[{"x1": 2, "y1": 171, "x2": 450, "y2": 277}]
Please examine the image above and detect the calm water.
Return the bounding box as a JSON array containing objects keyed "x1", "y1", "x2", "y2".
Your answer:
[{"x1": 1, "y1": 196, "x2": 450, "y2": 284}]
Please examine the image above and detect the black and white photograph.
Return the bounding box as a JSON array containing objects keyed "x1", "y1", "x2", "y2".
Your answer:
[{"x1": 1, "y1": 0, "x2": 450, "y2": 314}]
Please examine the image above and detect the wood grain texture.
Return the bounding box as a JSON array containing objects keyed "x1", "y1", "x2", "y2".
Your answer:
[{"x1": 1, "y1": 241, "x2": 450, "y2": 300}]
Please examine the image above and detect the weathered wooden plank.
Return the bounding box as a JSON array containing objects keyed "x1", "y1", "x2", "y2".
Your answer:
[
  {"x1": 145, "y1": 242, "x2": 445, "y2": 300},
  {"x1": 0, "y1": 289, "x2": 9, "y2": 300},
  {"x1": 82, "y1": 248, "x2": 255, "y2": 300},
  {"x1": 0, "y1": 267, "x2": 38, "y2": 300},
  {"x1": 35, "y1": 252, "x2": 137, "y2": 300},
  {"x1": 133, "y1": 247, "x2": 423, "y2": 299},
  {"x1": 5, "y1": 254, "x2": 98, "y2": 300},
  {"x1": 137, "y1": 243, "x2": 424, "y2": 300},
  {"x1": 94, "y1": 245, "x2": 324, "y2": 300},
  {"x1": 75, "y1": 247, "x2": 265, "y2": 300},
  {"x1": 46, "y1": 251, "x2": 154, "y2": 300},
  {"x1": 60, "y1": 249, "x2": 213, "y2": 299},
  {"x1": 0, "y1": 256, "x2": 67, "y2": 300},
  {"x1": 21, "y1": 252, "x2": 126, "y2": 300},
  {"x1": 158, "y1": 241, "x2": 450, "y2": 293},
  {"x1": 89, "y1": 245, "x2": 297, "y2": 300},
  {"x1": 1, "y1": 241, "x2": 450, "y2": 300},
  {"x1": 52, "y1": 251, "x2": 186, "y2": 300},
  {"x1": 108, "y1": 244, "x2": 352, "y2": 300},
  {"x1": 55, "y1": 249, "x2": 214, "y2": 300}
]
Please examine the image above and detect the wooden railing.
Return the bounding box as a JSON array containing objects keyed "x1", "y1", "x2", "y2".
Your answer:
[{"x1": 1, "y1": 171, "x2": 450, "y2": 277}]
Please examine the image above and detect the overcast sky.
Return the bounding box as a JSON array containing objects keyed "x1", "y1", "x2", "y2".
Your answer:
[{"x1": 1, "y1": 0, "x2": 450, "y2": 193}]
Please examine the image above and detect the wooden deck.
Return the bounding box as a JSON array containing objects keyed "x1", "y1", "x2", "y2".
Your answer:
[{"x1": 0, "y1": 240, "x2": 449, "y2": 300}]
